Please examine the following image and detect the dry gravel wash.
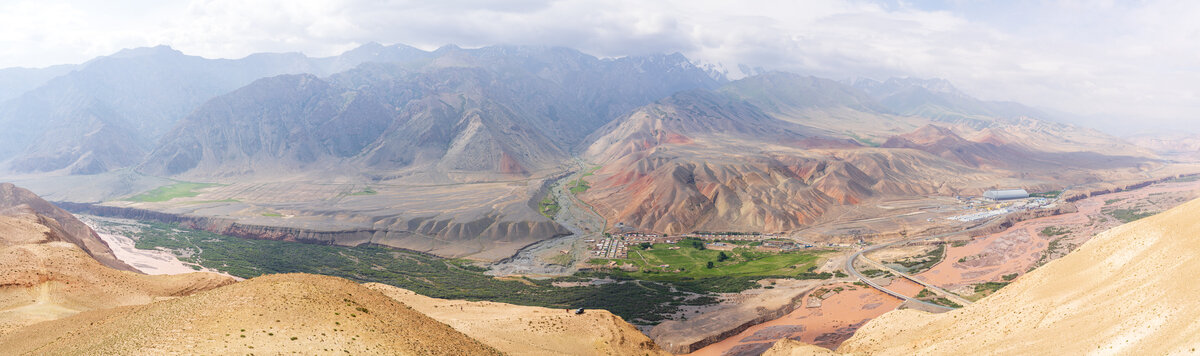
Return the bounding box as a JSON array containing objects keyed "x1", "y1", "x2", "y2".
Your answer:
[
  {"x1": 489, "y1": 162, "x2": 604, "y2": 276},
  {"x1": 771, "y1": 196, "x2": 1200, "y2": 354},
  {"x1": 367, "y1": 283, "x2": 668, "y2": 355},
  {"x1": 0, "y1": 273, "x2": 502, "y2": 355}
]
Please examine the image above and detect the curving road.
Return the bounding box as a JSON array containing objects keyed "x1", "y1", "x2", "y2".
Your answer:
[{"x1": 844, "y1": 217, "x2": 1001, "y2": 311}]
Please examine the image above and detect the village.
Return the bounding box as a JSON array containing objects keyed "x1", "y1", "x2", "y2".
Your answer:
[{"x1": 586, "y1": 231, "x2": 814, "y2": 259}]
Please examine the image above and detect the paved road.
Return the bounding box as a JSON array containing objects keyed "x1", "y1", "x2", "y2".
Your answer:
[
  {"x1": 857, "y1": 254, "x2": 974, "y2": 306},
  {"x1": 844, "y1": 217, "x2": 1001, "y2": 311}
]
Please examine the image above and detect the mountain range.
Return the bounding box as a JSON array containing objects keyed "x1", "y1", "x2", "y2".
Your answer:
[{"x1": 0, "y1": 44, "x2": 1171, "y2": 260}]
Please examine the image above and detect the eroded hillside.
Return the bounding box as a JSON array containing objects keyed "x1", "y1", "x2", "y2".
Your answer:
[
  {"x1": 768, "y1": 196, "x2": 1200, "y2": 354},
  {"x1": 0, "y1": 183, "x2": 233, "y2": 334},
  {"x1": 579, "y1": 73, "x2": 1166, "y2": 236}
]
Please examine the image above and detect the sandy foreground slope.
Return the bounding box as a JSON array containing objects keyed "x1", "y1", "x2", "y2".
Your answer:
[
  {"x1": 0, "y1": 274, "x2": 502, "y2": 355},
  {"x1": 367, "y1": 283, "x2": 669, "y2": 356},
  {"x1": 770, "y1": 196, "x2": 1200, "y2": 355},
  {"x1": 0, "y1": 182, "x2": 135, "y2": 271},
  {"x1": 0, "y1": 185, "x2": 234, "y2": 335}
]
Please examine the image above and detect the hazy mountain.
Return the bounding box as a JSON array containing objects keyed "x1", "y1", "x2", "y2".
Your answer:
[
  {"x1": 142, "y1": 45, "x2": 721, "y2": 178},
  {"x1": 722, "y1": 72, "x2": 887, "y2": 114},
  {"x1": 852, "y1": 77, "x2": 1049, "y2": 127},
  {"x1": 0, "y1": 64, "x2": 75, "y2": 102},
  {"x1": 0, "y1": 43, "x2": 432, "y2": 175}
]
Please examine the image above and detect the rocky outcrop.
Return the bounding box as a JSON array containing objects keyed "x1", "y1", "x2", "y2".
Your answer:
[
  {"x1": 0, "y1": 184, "x2": 234, "y2": 334},
  {"x1": 0, "y1": 183, "x2": 134, "y2": 272}
]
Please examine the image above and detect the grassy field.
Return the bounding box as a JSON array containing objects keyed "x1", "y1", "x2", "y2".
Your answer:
[
  {"x1": 538, "y1": 195, "x2": 560, "y2": 218},
  {"x1": 1029, "y1": 190, "x2": 1062, "y2": 198},
  {"x1": 125, "y1": 182, "x2": 223, "y2": 202},
  {"x1": 592, "y1": 239, "x2": 833, "y2": 292},
  {"x1": 1040, "y1": 226, "x2": 1071, "y2": 237},
  {"x1": 567, "y1": 167, "x2": 599, "y2": 194},
  {"x1": 113, "y1": 220, "x2": 718, "y2": 324},
  {"x1": 568, "y1": 179, "x2": 591, "y2": 194},
  {"x1": 1104, "y1": 208, "x2": 1156, "y2": 223},
  {"x1": 967, "y1": 281, "x2": 1010, "y2": 301}
]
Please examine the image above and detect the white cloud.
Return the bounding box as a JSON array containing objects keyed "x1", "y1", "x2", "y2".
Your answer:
[{"x1": 0, "y1": 0, "x2": 1196, "y2": 133}]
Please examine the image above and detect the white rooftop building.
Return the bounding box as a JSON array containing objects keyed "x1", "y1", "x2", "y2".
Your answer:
[{"x1": 984, "y1": 189, "x2": 1029, "y2": 200}]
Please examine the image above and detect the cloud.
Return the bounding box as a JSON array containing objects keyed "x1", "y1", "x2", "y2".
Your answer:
[{"x1": 0, "y1": 0, "x2": 1195, "y2": 133}]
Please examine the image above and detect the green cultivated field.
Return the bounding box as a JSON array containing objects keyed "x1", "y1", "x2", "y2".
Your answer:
[
  {"x1": 593, "y1": 239, "x2": 833, "y2": 291},
  {"x1": 538, "y1": 195, "x2": 560, "y2": 218},
  {"x1": 125, "y1": 182, "x2": 223, "y2": 202},
  {"x1": 567, "y1": 166, "x2": 599, "y2": 194},
  {"x1": 613, "y1": 241, "x2": 825, "y2": 278}
]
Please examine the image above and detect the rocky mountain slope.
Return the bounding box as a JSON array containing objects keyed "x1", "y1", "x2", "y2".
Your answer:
[
  {"x1": 578, "y1": 73, "x2": 1164, "y2": 235},
  {"x1": 0, "y1": 183, "x2": 133, "y2": 271},
  {"x1": 0, "y1": 183, "x2": 234, "y2": 334},
  {"x1": 0, "y1": 64, "x2": 75, "y2": 102},
  {"x1": 0, "y1": 43, "x2": 431, "y2": 174},
  {"x1": 852, "y1": 77, "x2": 1047, "y2": 127},
  {"x1": 770, "y1": 196, "x2": 1200, "y2": 354},
  {"x1": 141, "y1": 45, "x2": 720, "y2": 179}
]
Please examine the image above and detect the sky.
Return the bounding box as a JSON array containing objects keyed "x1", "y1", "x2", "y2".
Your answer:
[{"x1": 0, "y1": 0, "x2": 1196, "y2": 134}]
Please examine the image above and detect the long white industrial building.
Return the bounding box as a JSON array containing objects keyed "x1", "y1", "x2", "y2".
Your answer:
[{"x1": 984, "y1": 189, "x2": 1029, "y2": 200}]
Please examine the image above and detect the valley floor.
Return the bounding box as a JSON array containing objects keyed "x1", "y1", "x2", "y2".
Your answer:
[
  {"x1": 53, "y1": 172, "x2": 1200, "y2": 356},
  {"x1": 691, "y1": 177, "x2": 1200, "y2": 355}
]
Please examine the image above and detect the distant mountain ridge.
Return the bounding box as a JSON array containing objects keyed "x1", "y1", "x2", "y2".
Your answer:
[
  {"x1": 0, "y1": 43, "x2": 433, "y2": 174},
  {"x1": 0, "y1": 44, "x2": 1166, "y2": 261},
  {"x1": 140, "y1": 45, "x2": 721, "y2": 178}
]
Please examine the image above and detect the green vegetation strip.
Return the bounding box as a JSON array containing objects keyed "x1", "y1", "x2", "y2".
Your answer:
[
  {"x1": 890, "y1": 244, "x2": 945, "y2": 273},
  {"x1": 973, "y1": 281, "x2": 1009, "y2": 294},
  {"x1": 125, "y1": 182, "x2": 223, "y2": 202},
  {"x1": 124, "y1": 221, "x2": 717, "y2": 324},
  {"x1": 1104, "y1": 208, "x2": 1156, "y2": 223},
  {"x1": 538, "y1": 196, "x2": 560, "y2": 219},
  {"x1": 593, "y1": 239, "x2": 832, "y2": 292},
  {"x1": 1029, "y1": 190, "x2": 1062, "y2": 198},
  {"x1": 1040, "y1": 226, "x2": 1071, "y2": 237},
  {"x1": 568, "y1": 179, "x2": 590, "y2": 194}
]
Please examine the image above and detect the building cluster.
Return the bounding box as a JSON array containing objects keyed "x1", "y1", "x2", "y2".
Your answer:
[
  {"x1": 677, "y1": 232, "x2": 777, "y2": 241},
  {"x1": 586, "y1": 237, "x2": 629, "y2": 258},
  {"x1": 983, "y1": 189, "x2": 1030, "y2": 201},
  {"x1": 587, "y1": 231, "x2": 812, "y2": 259},
  {"x1": 946, "y1": 190, "x2": 1053, "y2": 222}
]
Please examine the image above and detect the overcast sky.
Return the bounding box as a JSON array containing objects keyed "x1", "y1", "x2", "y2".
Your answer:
[{"x1": 0, "y1": 0, "x2": 1196, "y2": 134}]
